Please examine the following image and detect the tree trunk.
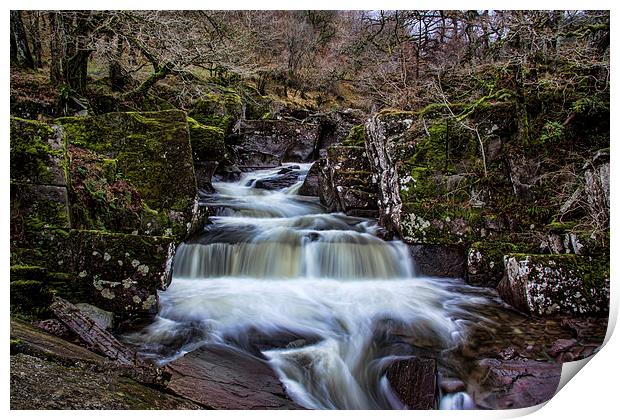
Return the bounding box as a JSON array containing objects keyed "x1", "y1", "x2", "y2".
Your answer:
[
  {"x1": 48, "y1": 11, "x2": 94, "y2": 94},
  {"x1": 10, "y1": 11, "x2": 35, "y2": 68}
]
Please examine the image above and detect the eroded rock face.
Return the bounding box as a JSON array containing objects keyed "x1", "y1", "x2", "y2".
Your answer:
[
  {"x1": 234, "y1": 119, "x2": 320, "y2": 167},
  {"x1": 165, "y1": 345, "x2": 302, "y2": 409},
  {"x1": 317, "y1": 146, "x2": 379, "y2": 217},
  {"x1": 386, "y1": 357, "x2": 437, "y2": 409},
  {"x1": 497, "y1": 254, "x2": 609, "y2": 316}
]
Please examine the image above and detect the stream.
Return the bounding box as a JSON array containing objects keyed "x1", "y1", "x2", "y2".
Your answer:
[{"x1": 126, "y1": 163, "x2": 598, "y2": 409}]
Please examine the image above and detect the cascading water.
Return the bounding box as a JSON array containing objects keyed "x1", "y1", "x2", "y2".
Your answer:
[{"x1": 129, "y1": 164, "x2": 498, "y2": 409}]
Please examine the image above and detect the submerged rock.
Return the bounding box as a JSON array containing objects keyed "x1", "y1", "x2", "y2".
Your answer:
[{"x1": 386, "y1": 357, "x2": 437, "y2": 409}]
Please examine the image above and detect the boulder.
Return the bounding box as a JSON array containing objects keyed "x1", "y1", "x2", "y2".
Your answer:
[
  {"x1": 385, "y1": 357, "x2": 437, "y2": 409},
  {"x1": 165, "y1": 345, "x2": 302, "y2": 409},
  {"x1": 194, "y1": 161, "x2": 219, "y2": 194},
  {"x1": 318, "y1": 146, "x2": 379, "y2": 216},
  {"x1": 409, "y1": 244, "x2": 466, "y2": 278},
  {"x1": 497, "y1": 254, "x2": 609, "y2": 316},
  {"x1": 234, "y1": 119, "x2": 320, "y2": 167},
  {"x1": 466, "y1": 241, "x2": 529, "y2": 287},
  {"x1": 298, "y1": 161, "x2": 320, "y2": 196},
  {"x1": 254, "y1": 171, "x2": 301, "y2": 190},
  {"x1": 474, "y1": 358, "x2": 561, "y2": 409},
  {"x1": 58, "y1": 110, "x2": 199, "y2": 239}
]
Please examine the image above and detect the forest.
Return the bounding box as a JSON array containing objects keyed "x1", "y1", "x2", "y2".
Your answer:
[{"x1": 10, "y1": 10, "x2": 610, "y2": 410}]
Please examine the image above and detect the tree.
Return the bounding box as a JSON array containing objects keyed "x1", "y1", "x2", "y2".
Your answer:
[{"x1": 10, "y1": 11, "x2": 34, "y2": 68}]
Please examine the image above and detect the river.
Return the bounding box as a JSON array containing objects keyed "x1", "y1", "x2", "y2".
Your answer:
[{"x1": 126, "y1": 163, "x2": 591, "y2": 409}]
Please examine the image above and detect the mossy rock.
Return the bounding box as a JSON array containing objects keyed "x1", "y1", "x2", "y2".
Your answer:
[
  {"x1": 57, "y1": 110, "x2": 198, "y2": 238},
  {"x1": 498, "y1": 253, "x2": 609, "y2": 316},
  {"x1": 342, "y1": 124, "x2": 366, "y2": 147},
  {"x1": 400, "y1": 202, "x2": 486, "y2": 245},
  {"x1": 67, "y1": 229, "x2": 175, "y2": 322},
  {"x1": 10, "y1": 183, "x2": 71, "y2": 243},
  {"x1": 186, "y1": 117, "x2": 228, "y2": 163},
  {"x1": 466, "y1": 241, "x2": 533, "y2": 287},
  {"x1": 10, "y1": 117, "x2": 66, "y2": 186},
  {"x1": 188, "y1": 91, "x2": 243, "y2": 134}
]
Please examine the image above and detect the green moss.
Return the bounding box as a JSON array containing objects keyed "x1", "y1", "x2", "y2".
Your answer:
[
  {"x1": 186, "y1": 117, "x2": 227, "y2": 163},
  {"x1": 188, "y1": 91, "x2": 242, "y2": 134},
  {"x1": 10, "y1": 117, "x2": 60, "y2": 184},
  {"x1": 342, "y1": 125, "x2": 366, "y2": 146}
]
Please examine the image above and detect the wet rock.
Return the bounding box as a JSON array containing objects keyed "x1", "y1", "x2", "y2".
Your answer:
[
  {"x1": 298, "y1": 161, "x2": 320, "y2": 196},
  {"x1": 386, "y1": 357, "x2": 437, "y2": 409},
  {"x1": 318, "y1": 146, "x2": 379, "y2": 216},
  {"x1": 165, "y1": 344, "x2": 302, "y2": 409},
  {"x1": 234, "y1": 119, "x2": 320, "y2": 167},
  {"x1": 475, "y1": 358, "x2": 561, "y2": 409},
  {"x1": 254, "y1": 171, "x2": 301, "y2": 190},
  {"x1": 194, "y1": 161, "x2": 219, "y2": 193},
  {"x1": 497, "y1": 254, "x2": 609, "y2": 316},
  {"x1": 235, "y1": 149, "x2": 281, "y2": 169},
  {"x1": 547, "y1": 338, "x2": 577, "y2": 358},
  {"x1": 409, "y1": 244, "x2": 466, "y2": 278},
  {"x1": 498, "y1": 347, "x2": 516, "y2": 360},
  {"x1": 440, "y1": 378, "x2": 466, "y2": 394}
]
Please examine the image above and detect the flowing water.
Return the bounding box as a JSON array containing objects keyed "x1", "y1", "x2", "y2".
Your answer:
[{"x1": 127, "y1": 164, "x2": 530, "y2": 409}]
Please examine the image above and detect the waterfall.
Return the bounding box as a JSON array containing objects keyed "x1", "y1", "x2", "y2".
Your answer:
[{"x1": 131, "y1": 163, "x2": 492, "y2": 409}]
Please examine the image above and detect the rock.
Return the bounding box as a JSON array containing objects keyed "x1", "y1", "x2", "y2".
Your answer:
[
  {"x1": 318, "y1": 146, "x2": 379, "y2": 216},
  {"x1": 364, "y1": 113, "x2": 407, "y2": 233},
  {"x1": 254, "y1": 171, "x2": 301, "y2": 190},
  {"x1": 234, "y1": 119, "x2": 320, "y2": 167},
  {"x1": 58, "y1": 110, "x2": 199, "y2": 239},
  {"x1": 298, "y1": 161, "x2": 320, "y2": 196},
  {"x1": 216, "y1": 164, "x2": 243, "y2": 182},
  {"x1": 165, "y1": 345, "x2": 302, "y2": 409},
  {"x1": 475, "y1": 358, "x2": 561, "y2": 409},
  {"x1": 194, "y1": 161, "x2": 219, "y2": 193},
  {"x1": 497, "y1": 254, "x2": 609, "y2": 316},
  {"x1": 187, "y1": 117, "x2": 227, "y2": 165},
  {"x1": 440, "y1": 378, "x2": 466, "y2": 394},
  {"x1": 409, "y1": 244, "x2": 466, "y2": 278},
  {"x1": 10, "y1": 353, "x2": 200, "y2": 409},
  {"x1": 67, "y1": 230, "x2": 175, "y2": 322},
  {"x1": 10, "y1": 183, "x2": 70, "y2": 232},
  {"x1": 547, "y1": 338, "x2": 577, "y2": 358},
  {"x1": 498, "y1": 347, "x2": 516, "y2": 360},
  {"x1": 74, "y1": 303, "x2": 114, "y2": 330},
  {"x1": 466, "y1": 242, "x2": 525, "y2": 288},
  {"x1": 188, "y1": 91, "x2": 243, "y2": 135},
  {"x1": 235, "y1": 149, "x2": 281, "y2": 168},
  {"x1": 385, "y1": 357, "x2": 437, "y2": 409},
  {"x1": 308, "y1": 109, "x2": 365, "y2": 155},
  {"x1": 10, "y1": 117, "x2": 66, "y2": 186}
]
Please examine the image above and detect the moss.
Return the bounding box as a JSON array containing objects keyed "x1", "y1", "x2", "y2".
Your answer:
[
  {"x1": 342, "y1": 125, "x2": 366, "y2": 146},
  {"x1": 58, "y1": 111, "x2": 197, "y2": 239},
  {"x1": 10, "y1": 117, "x2": 60, "y2": 185},
  {"x1": 507, "y1": 253, "x2": 609, "y2": 310},
  {"x1": 10, "y1": 279, "x2": 53, "y2": 319},
  {"x1": 186, "y1": 117, "x2": 228, "y2": 163},
  {"x1": 188, "y1": 91, "x2": 243, "y2": 135}
]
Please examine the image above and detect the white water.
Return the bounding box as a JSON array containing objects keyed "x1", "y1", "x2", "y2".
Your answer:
[{"x1": 132, "y1": 164, "x2": 494, "y2": 409}]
